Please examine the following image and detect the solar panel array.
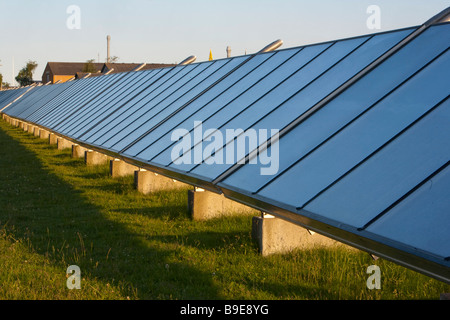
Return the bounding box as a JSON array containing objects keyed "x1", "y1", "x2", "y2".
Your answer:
[{"x1": 1, "y1": 20, "x2": 449, "y2": 283}]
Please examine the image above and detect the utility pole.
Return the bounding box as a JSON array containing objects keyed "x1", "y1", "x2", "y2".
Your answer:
[{"x1": 12, "y1": 56, "x2": 15, "y2": 87}]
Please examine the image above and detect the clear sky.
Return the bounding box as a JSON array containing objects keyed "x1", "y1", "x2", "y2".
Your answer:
[{"x1": 0, "y1": 0, "x2": 448, "y2": 85}]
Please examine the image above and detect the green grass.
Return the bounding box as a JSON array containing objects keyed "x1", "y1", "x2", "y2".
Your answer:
[{"x1": 0, "y1": 119, "x2": 448, "y2": 300}]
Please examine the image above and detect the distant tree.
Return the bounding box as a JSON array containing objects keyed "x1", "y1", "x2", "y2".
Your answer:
[
  {"x1": 15, "y1": 60, "x2": 38, "y2": 86},
  {"x1": 82, "y1": 59, "x2": 97, "y2": 73}
]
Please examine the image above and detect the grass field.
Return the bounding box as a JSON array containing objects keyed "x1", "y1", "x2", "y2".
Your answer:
[{"x1": 0, "y1": 119, "x2": 448, "y2": 300}]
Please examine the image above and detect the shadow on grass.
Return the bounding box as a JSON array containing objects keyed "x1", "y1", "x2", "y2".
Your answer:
[
  {"x1": 109, "y1": 204, "x2": 190, "y2": 221},
  {"x1": 0, "y1": 122, "x2": 223, "y2": 299}
]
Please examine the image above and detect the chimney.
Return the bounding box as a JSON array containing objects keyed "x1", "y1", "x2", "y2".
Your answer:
[
  {"x1": 107, "y1": 35, "x2": 111, "y2": 63},
  {"x1": 226, "y1": 46, "x2": 231, "y2": 58}
]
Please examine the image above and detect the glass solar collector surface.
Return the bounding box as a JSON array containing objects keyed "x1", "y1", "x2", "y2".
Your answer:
[
  {"x1": 26, "y1": 76, "x2": 107, "y2": 125},
  {"x1": 0, "y1": 90, "x2": 17, "y2": 106},
  {"x1": 256, "y1": 48, "x2": 450, "y2": 212},
  {"x1": 37, "y1": 73, "x2": 125, "y2": 129},
  {"x1": 2, "y1": 84, "x2": 59, "y2": 117},
  {"x1": 73, "y1": 63, "x2": 202, "y2": 146},
  {"x1": 100, "y1": 57, "x2": 249, "y2": 152},
  {"x1": 0, "y1": 91, "x2": 16, "y2": 108},
  {"x1": 53, "y1": 71, "x2": 149, "y2": 133},
  {"x1": 366, "y1": 163, "x2": 450, "y2": 259},
  {"x1": 130, "y1": 48, "x2": 303, "y2": 164},
  {"x1": 181, "y1": 28, "x2": 415, "y2": 181},
  {"x1": 304, "y1": 97, "x2": 449, "y2": 228},
  {"x1": 86, "y1": 59, "x2": 228, "y2": 150},
  {"x1": 75, "y1": 64, "x2": 193, "y2": 145},
  {"x1": 56, "y1": 69, "x2": 163, "y2": 137},
  {"x1": 219, "y1": 23, "x2": 449, "y2": 195},
  {"x1": 161, "y1": 44, "x2": 328, "y2": 172},
  {"x1": 75, "y1": 66, "x2": 181, "y2": 144},
  {"x1": 13, "y1": 82, "x2": 75, "y2": 120},
  {"x1": 0, "y1": 87, "x2": 35, "y2": 113},
  {"x1": 20, "y1": 77, "x2": 97, "y2": 123},
  {"x1": 82, "y1": 62, "x2": 211, "y2": 146},
  {"x1": 0, "y1": 90, "x2": 31, "y2": 114},
  {"x1": 101, "y1": 54, "x2": 262, "y2": 155},
  {"x1": 1, "y1": 86, "x2": 46, "y2": 117}
]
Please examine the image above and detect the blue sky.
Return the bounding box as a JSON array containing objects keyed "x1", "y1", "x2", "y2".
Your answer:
[{"x1": 0, "y1": 0, "x2": 448, "y2": 85}]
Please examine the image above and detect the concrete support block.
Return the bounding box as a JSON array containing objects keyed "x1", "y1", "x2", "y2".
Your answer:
[
  {"x1": 72, "y1": 144, "x2": 89, "y2": 159},
  {"x1": 440, "y1": 293, "x2": 450, "y2": 300},
  {"x1": 39, "y1": 129, "x2": 50, "y2": 140},
  {"x1": 33, "y1": 127, "x2": 40, "y2": 137},
  {"x1": 19, "y1": 121, "x2": 24, "y2": 129},
  {"x1": 252, "y1": 214, "x2": 351, "y2": 256},
  {"x1": 27, "y1": 125, "x2": 34, "y2": 134},
  {"x1": 57, "y1": 137, "x2": 72, "y2": 150},
  {"x1": 134, "y1": 169, "x2": 189, "y2": 194},
  {"x1": 188, "y1": 189, "x2": 257, "y2": 221},
  {"x1": 49, "y1": 133, "x2": 58, "y2": 145},
  {"x1": 110, "y1": 159, "x2": 139, "y2": 178},
  {"x1": 85, "y1": 150, "x2": 112, "y2": 166},
  {"x1": 22, "y1": 123, "x2": 28, "y2": 131}
]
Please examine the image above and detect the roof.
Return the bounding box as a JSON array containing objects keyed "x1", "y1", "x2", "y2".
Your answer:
[
  {"x1": 101, "y1": 63, "x2": 176, "y2": 74},
  {"x1": 45, "y1": 62, "x2": 104, "y2": 76},
  {"x1": 74, "y1": 72, "x2": 105, "y2": 79}
]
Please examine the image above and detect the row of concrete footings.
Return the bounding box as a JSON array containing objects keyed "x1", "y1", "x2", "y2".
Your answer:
[{"x1": 1, "y1": 114, "x2": 354, "y2": 256}]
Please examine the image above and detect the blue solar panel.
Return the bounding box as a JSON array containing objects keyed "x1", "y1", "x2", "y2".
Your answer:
[
  {"x1": 37, "y1": 73, "x2": 124, "y2": 128},
  {"x1": 12, "y1": 82, "x2": 75, "y2": 119},
  {"x1": 304, "y1": 97, "x2": 449, "y2": 228},
  {"x1": 366, "y1": 163, "x2": 450, "y2": 258},
  {"x1": 121, "y1": 52, "x2": 276, "y2": 157},
  {"x1": 57, "y1": 70, "x2": 161, "y2": 136},
  {"x1": 92, "y1": 60, "x2": 234, "y2": 149},
  {"x1": 220, "y1": 23, "x2": 450, "y2": 195},
  {"x1": 181, "y1": 27, "x2": 415, "y2": 180},
  {"x1": 257, "y1": 47, "x2": 450, "y2": 213},
  {"x1": 79, "y1": 58, "x2": 242, "y2": 148},
  {"x1": 0, "y1": 86, "x2": 33, "y2": 112}
]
